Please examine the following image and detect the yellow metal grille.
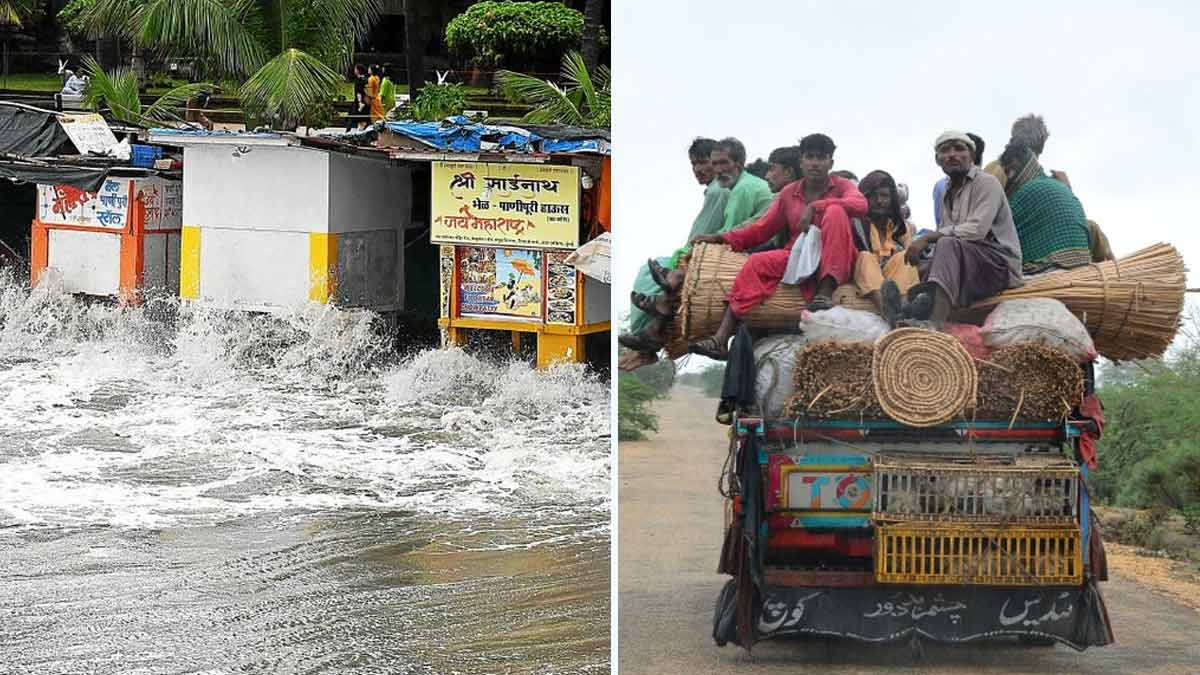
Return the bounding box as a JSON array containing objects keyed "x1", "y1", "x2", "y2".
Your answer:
[{"x1": 875, "y1": 523, "x2": 1082, "y2": 586}]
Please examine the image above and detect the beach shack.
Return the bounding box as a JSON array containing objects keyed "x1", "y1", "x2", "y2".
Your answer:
[
  {"x1": 0, "y1": 104, "x2": 184, "y2": 300},
  {"x1": 146, "y1": 129, "x2": 411, "y2": 313},
  {"x1": 363, "y1": 118, "x2": 611, "y2": 368}
]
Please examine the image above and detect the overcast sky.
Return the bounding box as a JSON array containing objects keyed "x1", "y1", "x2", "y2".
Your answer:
[{"x1": 612, "y1": 1, "x2": 1200, "y2": 346}]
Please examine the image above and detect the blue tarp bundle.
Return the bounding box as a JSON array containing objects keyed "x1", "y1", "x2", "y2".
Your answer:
[{"x1": 383, "y1": 116, "x2": 608, "y2": 154}]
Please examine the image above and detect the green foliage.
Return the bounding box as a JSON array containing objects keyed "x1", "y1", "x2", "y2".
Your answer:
[
  {"x1": 445, "y1": 1, "x2": 584, "y2": 69},
  {"x1": 0, "y1": 0, "x2": 43, "y2": 27},
  {"x1": 496, "y1": 51, "x2": 609, "y2": 128},
  {"x1": 82, "y1": 55, "x2": 211, "y2": 124},
  {"x1": 618, "y1": 374, "x2": 659, "y2": 441},
  {"x1": 81, "y1": 0, "x2": 382, "y2": 129},
  {"x1": 406, "y1": 82, "x2": 468, "y2": 121},
  {"x1": 1092, "y1": 327, "x2": 1200, "y2": 509},
  {"x1": 1184, "y1": 504, "x2": 1200, "y2": 535},
  {"x1": 629, "y1": 358, "x2": 675, "y2": 397},
  {"x1": 58, "y1": 0, "x2": 94, "y2": 35},
  {"x1": 678, "y1": 364, "x2": 725, "y2": 398}
]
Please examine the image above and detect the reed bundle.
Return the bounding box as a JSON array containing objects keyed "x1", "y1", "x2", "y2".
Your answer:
[
  {"x1": 786, "y1": 341, "x2": 880, "y2": 418},
  {"x1": 974, "y1": 344, "x2": 1084, "y2": 423},
  {"x1": 667, "y1": 243, "x2": 1186, "y2": 362},
  {"x1": 872, "y1": 328, "x2": 977, "y2": 428}
]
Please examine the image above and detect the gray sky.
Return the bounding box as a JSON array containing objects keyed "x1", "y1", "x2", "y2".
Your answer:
[{"x1": 612, "y1": 1, "x2": 1200, "y2": 342}]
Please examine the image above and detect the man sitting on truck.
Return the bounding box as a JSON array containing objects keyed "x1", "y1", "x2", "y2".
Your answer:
[
  {"x1": 999, "y1": 141, "x2": 1092, "y2": 274},
  {"x1": 619, "y1": 138, "x2": 775, "y2": 362},
  {"x1": 851, "y1": 170, "x2": 919, "y2": 324},
  {"x1": 898, "y1": 131, "x2": 1023, "y2": 329},
  {"x1": 687, "y1": 133, "x2": 866, "y2": 360}
]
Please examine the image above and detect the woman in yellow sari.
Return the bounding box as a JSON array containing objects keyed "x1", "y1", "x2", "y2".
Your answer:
[{"x1": 367, "y1": 64, "x2": 385, "y2": 122}]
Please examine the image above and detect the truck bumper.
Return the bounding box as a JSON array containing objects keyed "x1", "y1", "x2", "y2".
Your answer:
[{"x1": 714, "y1": 579, "x2": 1114, "y2": 651}]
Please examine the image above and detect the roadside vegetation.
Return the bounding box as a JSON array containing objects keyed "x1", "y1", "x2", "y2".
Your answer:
[{"x1": 617, "y1": 355, "x2": 674, "y2": 441}]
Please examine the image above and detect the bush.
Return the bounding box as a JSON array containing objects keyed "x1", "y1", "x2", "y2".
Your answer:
[
  {"x1": 407, "y1": 82, "x2": 468, "y2": 121},
  {"x1": 445, "y1": 1, "x2": 585, "y2": 70},
  {"x1": 618, "y1": 374, "x2": 659, "y2": 441},
  {"x1": 678, "y1": 364, "x2": 725, "y2": 398}
]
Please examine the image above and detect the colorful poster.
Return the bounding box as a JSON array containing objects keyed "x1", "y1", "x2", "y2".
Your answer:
[
  {"x1": 458, "y1": 247, "x2": 544, "y2": 319},
  {"x1": 431, "y1": 161, "x2": 580, "y2": 249}
]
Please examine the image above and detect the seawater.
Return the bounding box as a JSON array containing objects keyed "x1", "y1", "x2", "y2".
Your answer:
[{"x1": 0, "y1": 270, "x2": 610, "y2": 674}]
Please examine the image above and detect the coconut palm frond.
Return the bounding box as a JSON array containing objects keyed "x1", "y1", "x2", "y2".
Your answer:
[
  {"x1": 78, "y1": 0, "x2": 143, "y2": 39},
  {"x1": 496, "y1": 70, "x2": 585, "y2": 127},
  {"x1": 0, "y1": 0, "x2": 37, "y2": 27},
  {"x1": 496, "y1": 51, "x2": 610, "y2": 129},
  {"x1": 239, "y1": 47, "x2": 340, "y2": 129},
  {"x1": 81, "y1": 55, "x2": 144, "y2": 124},
  {"x1": 143, "y1": 82, "x2": 213, "y2": 121},
  {"x1": 138, "y1": 0, "x2": 268, "y2": 77}
]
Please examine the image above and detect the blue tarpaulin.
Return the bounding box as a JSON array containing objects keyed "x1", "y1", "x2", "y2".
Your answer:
[{"x1": 383, "y1": 116, "x2": 608, "y2": 154}]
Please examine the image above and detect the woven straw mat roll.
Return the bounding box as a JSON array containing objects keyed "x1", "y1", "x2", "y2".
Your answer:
[{"x1": 872, "y1": 328, "x2": 977, "y2": 427}]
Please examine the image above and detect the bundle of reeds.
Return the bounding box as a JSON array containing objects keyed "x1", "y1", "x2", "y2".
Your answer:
[
  {"x1": 667, "y1": 243, "x2": 1185, "y2": 362},
  {"x1": 786, "y1": 341, "x2": 881, "y2": 418},
  {"x1": 974, "y1": 344, "x2": 1084, "y2": 423},
  {"x1": 963, "y1": 243, "x2": 1187, "y2": 361}
]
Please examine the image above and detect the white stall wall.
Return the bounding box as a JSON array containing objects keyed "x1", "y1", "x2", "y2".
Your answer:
[
  {"x1": 182, "y1": 145, "x2": 329, "y2": 233},
  {"x1": 328, "y1": 153, "x2": 411, "y2": 234},
  {"x1": 197, "y1": 228, "x2": 310, "y2": 310},
  {"x1": 46, "y1": 229, "x2": 121, "y2": 295}
]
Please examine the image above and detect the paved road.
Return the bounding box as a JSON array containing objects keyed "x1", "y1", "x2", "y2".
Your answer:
[{"x1": 618, "y1": 386, "x2": 1200, "y2": 674}]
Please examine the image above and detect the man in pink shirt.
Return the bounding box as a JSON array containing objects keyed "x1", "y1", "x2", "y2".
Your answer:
[{"x1": 688, "y1": 133, "x2": 866, "y2": 360}]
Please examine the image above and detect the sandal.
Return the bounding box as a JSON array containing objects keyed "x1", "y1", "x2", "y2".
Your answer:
[
  {"x1": 630, "y1": 290, "x2": 672, "y2": 321},
  {"x1": 619, "y1": 331, "x2": 664, "y2": 353},
  {"x1": 647, "y1": 258, "x2": 674, "y2": 292},
  {"x1": 807, "y1": 294, "x2": 834, "y2": 312},
  {"x1": 688, "y1": 336, "x2": 728, "y2": 361}
]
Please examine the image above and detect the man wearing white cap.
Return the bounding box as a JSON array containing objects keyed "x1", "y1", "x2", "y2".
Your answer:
[{"x1": 900, "y1": 131, "x2": 1022, "y2": 328}]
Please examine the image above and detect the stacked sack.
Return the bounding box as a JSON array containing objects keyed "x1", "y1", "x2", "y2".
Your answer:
[{"x1": 971, "y1": 298, "x2": 1092, "y2": 422}]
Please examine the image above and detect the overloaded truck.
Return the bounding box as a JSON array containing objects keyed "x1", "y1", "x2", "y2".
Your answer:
[{"x1": 682, "y1": 242, "x2": 1189, "y2": 653}]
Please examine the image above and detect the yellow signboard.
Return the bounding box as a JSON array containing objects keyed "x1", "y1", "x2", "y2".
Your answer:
[{"x1": 431, "y1": 161, "x2": 580, "y2": 249}]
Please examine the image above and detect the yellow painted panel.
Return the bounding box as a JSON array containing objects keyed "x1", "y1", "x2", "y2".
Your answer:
[
  {"x1": 308, "y1": 232, "x2": 337, "y2": 303},
  {"x1": 537, "y1": 332, "x2": 585, "y2": 369},
  {"x1": 179, "y1": 226, "x2": 201, "y2": 299}
]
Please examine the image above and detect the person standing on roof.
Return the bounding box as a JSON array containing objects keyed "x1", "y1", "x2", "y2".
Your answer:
[
  {"x1": 898, "y1": 131, "x2": 1023, "y2": 330},
  {"x1": 686, "y1": 133, "x2": 865, "y2": 360}
]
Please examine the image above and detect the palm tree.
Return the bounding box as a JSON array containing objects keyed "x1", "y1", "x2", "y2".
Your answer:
[
  {"x1": 81, "y1": 0, "x2": 383, "y2": 129},
  {"x1": 496, "y1": 51, "x2": 610, "y2": 129},
  {"x1": 580, "y1": 0, "x2": 603, "y2": 75},
  {"x1": 0, "y1": 0, "x2": 41, "y2": 82},
  {"x1": 81, "y1": 54, "x2": 211, "y2": 126},
  {"x1": 71, "y1": 0, "x2": 148, "y2": 81}
]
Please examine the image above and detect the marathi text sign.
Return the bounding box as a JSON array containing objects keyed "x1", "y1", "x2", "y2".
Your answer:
[
  {"x1": 37, "y1": 177, "x2": 183, "y2": 230},
  {"x1": 57, "y1": 113, "x2": 119, "y2": 155},
  {"x1": 431, "y1": 161, "x2": 580, "y2": 249}
]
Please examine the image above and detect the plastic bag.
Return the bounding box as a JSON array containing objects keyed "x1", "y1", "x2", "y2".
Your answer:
[
  {"x1": 799, "y1": 306, "x2": 890, "y2": 345},
  {"x1": 754, "y1": 334, "x2": 808, "y2": 418},
  {"x1": 982, "y1": 298, "x2": 1097, "y2": 362},
  {"x1": 781, "y1": 225, "x2": 822, "y2": 284},
  {"x1": 943, "y1": 322, "x2": 992, "y2": 361}
]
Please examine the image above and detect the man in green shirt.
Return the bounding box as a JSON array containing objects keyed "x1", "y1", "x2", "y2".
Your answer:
[{"x1": 619, "y1": 138, "x2": 778, "y2": 364}]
